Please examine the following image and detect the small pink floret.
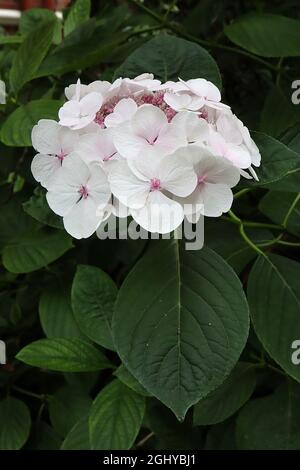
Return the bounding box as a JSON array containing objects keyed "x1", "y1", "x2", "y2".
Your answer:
[
  {"x1": 78, "y1": 185, "x2": 89, "y2": 199},
  {"x1": 197, "y1": 174, "x2": 206, "y2": 185},
  {"x1": 150, "y1": 178, "x2": 161, "y2": 191}
]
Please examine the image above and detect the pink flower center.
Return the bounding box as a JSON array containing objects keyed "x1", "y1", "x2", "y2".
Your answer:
[
  {"x1": 150, "y1": 178, "x2": 161, "y2": 191},
  {"x1": 56, "y1": 150, "x2": 67, "y2": 162},
  {"x1": 78, "y1": 185, "x2": 89, "y2": 199},
  {"x1": 197, "y1": 174, "x2": 207, "y2": 185},
  {"x1": 94, "y1": 91, "x2": 178, "y2": 127}
]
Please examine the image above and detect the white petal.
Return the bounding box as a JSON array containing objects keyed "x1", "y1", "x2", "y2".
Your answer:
[
  {"x1": 31, "y1": 120, "x2": 60, "y2": 155},
  {"x1": 163, "y1": 92, "x2": 193, "y2": 111},
  {"x1": 108, "y1": 161, "x2": 149, "y2": 209},
  {"x1": 31, "y1": 153, "x2": 61, "y2": 188},
  {"x1": 131, "y1": 104, "x2": 167, "y2": 143},
  {"x1": 104, "y1": 98, "x2": 137, "y2": 128},
  {"x1": 158, "y1": 151, "x2": 197, "y2": 197},
  {"x1": 200, "y1": 182, "x2": 234, "y2": 216},
  {"x1": 88, "y1": 163, "x2": 111, "y2": 208},
  {"x1": 224, "y1": 144, "x2": 252, "y2": 169},
  {"x1": 216, "y1": 112, "x2": 243, "y2": 145},
  {"x1": 59, "y1": 101, "x2": 80, "y2": 127},
  {"x1": 113, "y1": 125, "x2": 148, "y2": 160},
  {"x1": 63, "y1": 196, "x2": 101, "y2": 239},
  {"x1": 131, "y1": 191, "x2": 184, "y2": 234},
  {"x1": 80, "y1": 92, "x2": 103, "y2": 116},
  {"x1": 78, "y1": 129, "x2": 117, "y2": 164}
]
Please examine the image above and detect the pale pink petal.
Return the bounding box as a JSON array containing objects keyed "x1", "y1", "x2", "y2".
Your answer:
[
  {"x1": 108, "y1": 161, "x2": 149, "y2": 209},
  {"x1": 131, "y1": 104, "x2": 167, "y2": 143},
  {"x1": 158, "y1": 152, "x2": 197, "y2": 197},
  {"x1": 131, "y1": 191, "x2": 184, "y2": 234},
  {"x1": 63, "y1": 196, "x2": 101, "y2": 239},
  {"x1": 31, "y1": 120, "x2": 61, "y2": 155},
  {"x1": 31, "y1": 153, "x2": 61, "y2": 188}
]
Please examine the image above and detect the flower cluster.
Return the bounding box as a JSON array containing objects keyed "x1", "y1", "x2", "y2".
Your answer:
[{"x1": 31, "y1": 73, "x2": 261, "y2": 239}]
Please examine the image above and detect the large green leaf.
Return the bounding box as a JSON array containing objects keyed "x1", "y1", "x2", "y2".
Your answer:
[
  {"x1": 193, "y1": 362, "x2": 256, "y2": 425},
  {"x1": 35, "y1": 20, "x2": 128, "y2": 78},
  {"x1": 248, "y1": 254, "x2": 300, "y2": 382},
  {"x1": 64, "y1": 0, "x2": 91, "y2": 36},
  {"x1": 236, "y1": 382, "x2": 300, "y2": 449},
  {"x1": 16, "y1": 338, "x2": 112, "y2": 372},
  {"x1": 71, "y1": 265, "x2": 117, "y2": 349},
  {"x1": 113, "y1": 240, "x2": 249, "y2": 420},
  {"x1": 10, "y1": 19, "x2": 56, "y2": 93},
  {"x1": 115, "y1": 34, "x2": 222, "y2": 88},
  {"x1": 224, "y1": 14, "x2": 300, "y2": 57},
  {"x1": 0, "y1": 100, "x2": 62, "y2": 147},
  {"x1": 49, "y1": 386, "x2": 92, "y2": 437},
  {"x1": 2, "y1": 229, "x2": 73, "y2": 273},
  {"x1": 19, "y1": 8, "x2": 62, "y2": 44},
  {"x1": 39, "y1": 281, "x2": 84, "y2": 339},
  {"x1": 0, "y1": 397, "x2": 31, "y2": 450},
  {"x1": 61, "y1": 416, "x2": 90, "y2": 450},
  {"x1": 23, "y1": 188, "x2": 63, "y2": 230},
  {"x1": 89, "y1": 380, "x2": 145, "y2": 450},
  {"x1": 252, "y1": 132, "x2": 300, "y2": 186},
  {"x1": 260, "y1": 86, "x2": 300, "y2": 138},
  {"x1": 259, "y1": 191, "x2": 300, "y2": 236}
]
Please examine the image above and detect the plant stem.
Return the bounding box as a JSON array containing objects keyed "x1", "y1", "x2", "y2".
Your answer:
[
  {"x1": 283, "y1": 193, "x2": 300, "y2": 228},
  {"x1": 136, "y1": 431, "x2": 155, "y2": 448},
  {"x1": 276, "y1": 239, "x2": 300, "y2": 247},
  {"x1": 12, "y1": 385, "x2": 48, "y2": 401},
  {"x1": 233, "y1": 188, "x2": 252, "y2": 200}
]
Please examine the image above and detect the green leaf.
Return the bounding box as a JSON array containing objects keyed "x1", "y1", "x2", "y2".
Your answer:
[
  {"x1": 0, "y1": 99, "x2": 62, "y2": 147},
  {"x1": 252, "y1": 132, "x2": 300, "y2": 186},
  {"x1": 61, "y1": 416, "x2": 90, "y2": 450},
  {"x1": 236, "y1": 382, "x2": 300, "y2": 449},
  {"x1": 64, "y1": 0, "x2": 91, "y2": 36},
  {"x1": 113, "y1": 240, "x2": 249, "y2": 420},
  {"x1": 35, "y1": 20, "x2": 128, "y2": 78},
  {"x1": 0, "y1": 199, "x2": 39, "y2": 247},
  {"x1": 147, "y1": 404, "x2": 203, "y2": 450},
  {"x1": 115, "y1": 34, "x2": 221, "y2": 88},
  {"x1": 224, "y1": 14, "x2": 300, "y2": 57},
  {"x1": 205, "y1": 219, "x2": 272, "y2": 274},
  {"x1": 10, "y1": 19, "x2": 56, "y2": 94},
  {"x1": 260, "y1": 86, "x2": 300, "y2": 138},
  {"x1": 0, "y1": 397, "x2": 31, "y2": 450},
  {"x1": 2, "y1": 229, "x2": 73, "y2": 274},
  {"x1": 19, "y1": 8, "x2": 62, "y2": 44},
  {"x1": 248, "y1": 254, "x2": 300, "y2": 382},
  {"x1": 89, "y1": 380, "x2": 145, "y2": 450},
  {"x1": 16, "y1": 338, "x2": 112, "y2": 372},
  {"x1": 39, "y1": 281, "x2": 84, "y2": 339},
  {"x1": 114, "y1": 364, "x2": 151, "y2": 397},
  {"x1": 193, "y1": 362, "x2": 256, "y2": 425},
  {"x1": 71, "y1": 265, "x2": 117, "y2": 349},
  {"x1": 23, "y1": 187, "x2": 63, "y2": 229},
  {"x1": 49, "y1": 386, "x2": 91, "y2": 438},
  {"x1": 259, "y1": 191, "x2": 300, "y2": 236},
  {"x1": 30, "y1": 422, "x2": 62, "y2": 450},
  {"x1": 205, "y1": 418, "x2": 236, "y2": 450},
  {"x1": 0, "y1": 35, "x2": 23, "y2": 45}
]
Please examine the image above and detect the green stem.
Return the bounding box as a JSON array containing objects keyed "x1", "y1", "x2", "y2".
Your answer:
[
  {"x1": 233, "y1": 188, "x2": 252, "y2": 200},
  {"x1": 239, "y1": 223, "x2": 265, "y2": 256},
  {"x1": 12, "y1": 386, "x2": 49, "y2": 401},
  {"x1": 283, "y1": 193, "x2": 300, "y2": 228},
  {"x1": 276, "y1": 239, "x2": 300, "y2": 247}
]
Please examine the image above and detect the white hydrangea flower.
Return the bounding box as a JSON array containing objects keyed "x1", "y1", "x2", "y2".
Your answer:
[
  {"x1": 46, "y1": 153, "x2": 111, "y2": 239},
  {"x1": 31, "y1": 119, "x2": 79, "y2": 188},
  {"x1": 108, "y1": 151, "x2": 197, "y2": 233},
  {"x1": 30, "y1": 73, "x2": 261, "y2": 239},
  {"x1": 177, "y1": 147, "x2": 240, "y2": 219},
  {"x1": 113, "y1": 104, "x2": 186, "y2": 160}
]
